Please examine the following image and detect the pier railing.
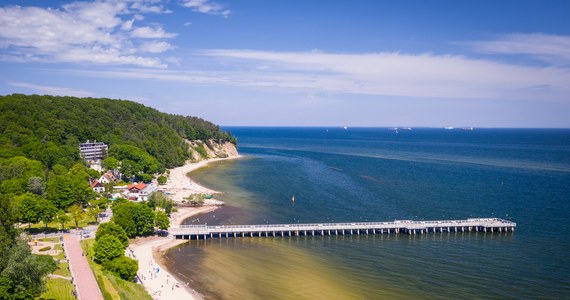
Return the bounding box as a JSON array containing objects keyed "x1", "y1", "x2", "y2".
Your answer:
[{"x1": 170, "y1": 218, "x2": 516, "y2": 240}]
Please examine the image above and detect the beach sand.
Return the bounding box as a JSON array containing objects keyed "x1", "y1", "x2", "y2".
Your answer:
[
  {"x1": 130, "y1": 206, "x2": 219, "y2": 300},
  {"x1": 130, "y1": 157, "x2": 238, "y2": 299},
  {"x1": 161, "y1": 157, "x2": 239, "y2": 202}
]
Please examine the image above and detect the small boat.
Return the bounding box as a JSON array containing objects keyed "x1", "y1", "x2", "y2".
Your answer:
[
  {"x1": 444, "y1": 126, "x2": 454, "y2": 130},
  {"x1": 292, "y1": 195, "x2": 295, "y2": 203},
  {"x1": 462, "y1": 127, "x2": 474, "y2": 131},
  {"x1": 204, "y1": 194, "x2": 213, "y2": 199},
  {"x1": 401, "y1": 127, "x2": 412, "y2": 131}
]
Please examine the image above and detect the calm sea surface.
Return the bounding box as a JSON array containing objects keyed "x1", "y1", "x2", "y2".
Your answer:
[{"x1": 163, "y1": 127, "x2": 570, "y2": 299}]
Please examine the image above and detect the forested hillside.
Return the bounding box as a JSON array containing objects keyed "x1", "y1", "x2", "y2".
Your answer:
[
  {"x1": 0, "y1": 94, "x2": 236, "y2": 298},
  {"x1": 0, "y1": 94, "x2": 236, "y2": 170}
]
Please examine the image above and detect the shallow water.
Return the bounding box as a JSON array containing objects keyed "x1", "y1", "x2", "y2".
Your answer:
[{"x1": 163, "y1": 128, "x2": 570, "y2": 299}]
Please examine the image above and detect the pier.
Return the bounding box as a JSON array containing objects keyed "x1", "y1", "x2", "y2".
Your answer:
[{"x1": 170, "y1": 218, "x2": 516, "y2": 240}]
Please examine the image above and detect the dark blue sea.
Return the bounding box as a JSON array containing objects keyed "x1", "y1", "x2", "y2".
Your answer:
[{"x1": 163, "y1": 127, "x2": 570, "y2": 299}]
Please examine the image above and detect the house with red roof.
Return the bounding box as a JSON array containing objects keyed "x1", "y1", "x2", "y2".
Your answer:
[{"x1": 90, "y1": 179, "x2": 105, "y2": 193}]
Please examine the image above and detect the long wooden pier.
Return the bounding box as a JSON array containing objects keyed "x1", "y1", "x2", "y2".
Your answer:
[{"x1": 170, "y1": 218, "x2": 516, "y2": 240}]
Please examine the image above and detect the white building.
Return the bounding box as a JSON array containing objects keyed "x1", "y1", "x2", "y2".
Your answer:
[{"x1": 79, "y1": 140, "x2": 108, "y2": 162}]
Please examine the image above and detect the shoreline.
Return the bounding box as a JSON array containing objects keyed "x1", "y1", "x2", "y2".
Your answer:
[
  {"x1": 161, "y1": 156, "x2": 241, "y2": 203},
  {"x1": 130, "y1": 156, "x2": 239, "y2": 300}
]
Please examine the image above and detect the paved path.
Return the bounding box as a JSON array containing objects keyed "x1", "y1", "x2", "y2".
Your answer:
[{"x1": 63, "y1": 234, "x2": 103, "y2": 300}]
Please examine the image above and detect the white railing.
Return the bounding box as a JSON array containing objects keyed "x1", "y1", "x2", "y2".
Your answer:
[{"x1": 172, "y1": 218, "x2": 516, "y2": 235}]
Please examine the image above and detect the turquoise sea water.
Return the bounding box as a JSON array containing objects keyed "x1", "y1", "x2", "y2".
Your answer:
[{"x1": 163, "y1": 128, "x2": 570, "y2": 299}]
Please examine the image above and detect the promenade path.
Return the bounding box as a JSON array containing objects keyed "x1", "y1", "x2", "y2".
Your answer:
[{"x1": 63, "y1": 234, "x2": 103, "y2": 300}]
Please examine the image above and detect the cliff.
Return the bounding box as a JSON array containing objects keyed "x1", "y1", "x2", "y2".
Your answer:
[{"x1": 187, "y1": 139, "x2": 239, "y2": 162}]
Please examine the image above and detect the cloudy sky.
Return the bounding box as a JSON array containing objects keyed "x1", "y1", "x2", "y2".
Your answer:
[{"x1": 1, "y1": 0, "x2": 569, "y2": 127}]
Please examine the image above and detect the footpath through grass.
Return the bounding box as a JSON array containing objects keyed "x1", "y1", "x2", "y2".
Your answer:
[{"x1": 80, "y1": 239, "x2": 152, "y2": 300}]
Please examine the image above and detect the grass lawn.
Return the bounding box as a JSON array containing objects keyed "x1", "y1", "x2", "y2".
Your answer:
[
  {"x1": 39, "y1": 278, "x2": 75, "y2": 300},
  {"x1": 80, "y1": 239, "x2": 152, "y2": 300},
  {"x1": 53, "y1": 261, "x2": 71, "y2": 278},
  {"x1": 22, "y1": 214, "x2": 96, "y2": 234}
]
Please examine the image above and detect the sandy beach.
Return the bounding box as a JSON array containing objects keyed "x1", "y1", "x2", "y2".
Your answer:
[
  {"x1": 130, "y1": 206, "x2": 220, "y2": 300},
  {"x1": 130, "y1": 157, "x2": 238, "y2": 300},
  {"x1": 161, "y1": 157, "x2": 239, "y2": 202}
]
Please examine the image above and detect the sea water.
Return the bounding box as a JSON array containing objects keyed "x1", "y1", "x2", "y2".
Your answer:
[{"x1": 163, "y1": 128, "x2": 570, "y2": 299}]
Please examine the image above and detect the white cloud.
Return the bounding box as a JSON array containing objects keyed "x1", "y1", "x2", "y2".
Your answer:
[
  {"x1": 211, "y1": 50, "x2": 570, "y2": 100},
  {"x1": 0, "y1": 1, "x2": 175, "y2": 68},
  {"x1": 464, "y1": 33, "x2": 570, "y2": 66},
  {"x1": 7, "y1": 81, "x2": 93, "y2": 97},
  {"x1": 130, "y1": 1, "x2": 171, "y2": 14},
  {"x1": 131, "y1": 26, "x2": 177, "y2": 38},
  {"x1": 181, "y1": 0, "x2": 230, "y2": 18},
  {"x1": 140, "y1": 41, "x2": 173, "y2": 53},
  {"x1": 121, "y1": 19, "x2": 135, "y2": 31},
  {"x1": 79, "y1": 49, "x2": 570, "y2": 103}
]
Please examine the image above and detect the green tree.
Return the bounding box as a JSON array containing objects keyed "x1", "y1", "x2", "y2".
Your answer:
[
  {"x1": 93, "y1": 235, "x2": 124, "y2": 264},
  {"x1": 186, "y1": 194, "x2": 205, "y2": 207},
  {"x1": 102, "y1": 157, "x2": 119, "y2": 171},
  {"x1": 147, "y1": 191, "x2": 169, "y2": 210},
  {"x1": 38, "y1": 198, "x2": 57, "y2": 231},
  {"x1": 94, "y1": 197, "x2": 109, "y2": 210},
  {"x1": 45, "y1": 175, "x2": 75, "y2": 210},
  {"x1": 50, "y1": 164, "x2": 67, "y2": 176},
  {"x1": 87, "y1": 205, "x2": 101, "y2": 223},
  {"x1": 55, "y1": 210, "x2": 70, "y2": 230},
  {"x1": 86, "y1": 168, "x2": 101, "y2": 179},
  {"x1": 70, "y1": 173, "x2": 95, "y2": 207},
  {"x1": 154, "y1": 211, "x2": 170, "y2": 231},
  {"x1": 120, "y1": 159, "x2": 141, "y2": 180},
  {"x1": 103, "y1": 256, "x2": 138, "y2": 281},
  {"x1": 15, "y1": 193, "x2": 43, "y2": 229},
  {"x1": 68, "y1": 204, "x2": 84, "y2": 229},
  {"x1": 95, "y1": 222, "x2": 129, "y2": 249},
  {"x1": 157, "y1": 175, "x2": 167, "y2": 185},
  {"x1": 112, "y1": 202, "x2": 154, "y2": 237},
  {"x1": 27, "y1": 177, "x2": 45, "y2": 196},
  {"x1": 0, "y1": 238, "x2": 57, "y2": 298},
  {"x1": 141, "y1": 173, "x2": 153, "y2": 183},
  {"x1": 0, "y1": 194, "x2": 18, "y2": 270},
  {"x1": 164, "y1": 200, "x2": 174, "y2": 215}
]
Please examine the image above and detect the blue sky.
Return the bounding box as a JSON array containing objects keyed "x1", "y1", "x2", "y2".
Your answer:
[{"x1": 1, "y1": 0, "x2": 569, "y2": 127}]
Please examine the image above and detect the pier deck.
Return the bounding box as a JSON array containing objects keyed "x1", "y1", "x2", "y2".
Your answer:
[{"x1": 170, "y1": 218, "x2": 516, "y2": 240}]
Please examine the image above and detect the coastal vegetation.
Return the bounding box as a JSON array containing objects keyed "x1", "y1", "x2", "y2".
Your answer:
[
  {"x1": 0, "y1": 94, "x2": 232, "y2": 298},
  {"x1": 90, "y1": 199, "x2": 170, "y2": 284},
  {"x1": 81, "y1": 239, "x2": 151, "y2": 300},
  {"x1": 0, "y1": 94, "x2": 236, "y2": 183}
]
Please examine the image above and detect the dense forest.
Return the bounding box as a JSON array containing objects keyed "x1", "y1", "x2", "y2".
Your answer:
[
  {"x1": 0, "y1": 94, "x2": 235, "y2": 298},
  {"x1": 0, "y1": 94, "x2": 236, "y2": 170}
]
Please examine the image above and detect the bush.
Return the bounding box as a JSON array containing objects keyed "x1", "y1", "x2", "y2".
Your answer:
[
  {"x1": 195, "y1": 143, "x2": 209, "y2": 159},
  {"x1": 103, "y1": 256, "x2": 138, "y2": 281},
  {"x1": 157, "y1": 175, "x2": 167, "y2": 185},
  {"x1": 38, "y1": 246, "x2": 51, "y2": 252},
  {"x1": 93, "y1": 235, "x2": 124, "y2": 264}
]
